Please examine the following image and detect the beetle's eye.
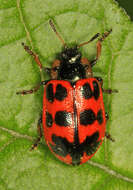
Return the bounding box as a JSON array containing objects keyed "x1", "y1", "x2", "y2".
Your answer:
[
  {"x1": 45, "y1": 67, "x2": 51, "y2": 73},
  {"x1": 83, "y1": 65, "x2": 89, "y2": 69},
  {"x1": 53, "y1": 66, "x2": 60, "y2": 71},
  {"x1": 62, "y1": 53, "x2": 67, "y2": 59}
]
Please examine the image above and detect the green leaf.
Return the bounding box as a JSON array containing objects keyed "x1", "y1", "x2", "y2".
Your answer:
[{"x1": 0, "y1": 0, "x2": 133, "y2": 189}]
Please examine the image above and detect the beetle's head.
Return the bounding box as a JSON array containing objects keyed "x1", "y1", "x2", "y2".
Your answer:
[
  {"x1": 60, "y1": 46, "x2": 81, "y2": 63},
  {"x1": 57, "y1": 46, "x2": 86, "y2": 82}
]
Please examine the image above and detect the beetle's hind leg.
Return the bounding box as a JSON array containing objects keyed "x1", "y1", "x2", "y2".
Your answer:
[
  {"x1": 105, "y1": 132, "x2": 115, "y2": 142},
  {"x1": 30, "y1": 113, "x2": 43, "y2": 150},
  {"x1": 104, "y1": 113, "x2": 114, "y2": 142},
  {"x1": 95, "y1": 77, "x2": 117, "y2": 142}
]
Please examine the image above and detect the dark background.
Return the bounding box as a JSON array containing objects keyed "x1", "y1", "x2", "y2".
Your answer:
[{"x1": 116, "y1": 0, "x2": 133, "y2": 20}]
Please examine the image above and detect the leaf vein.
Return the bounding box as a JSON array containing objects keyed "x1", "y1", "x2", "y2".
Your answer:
[{"x1": 88, "y1": 160, "x2": 133, "y2": 183}]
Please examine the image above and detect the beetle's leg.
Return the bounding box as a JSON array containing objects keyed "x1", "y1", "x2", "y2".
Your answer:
[
  {"x1": 22, "y1": 42, "x2": 42, "y2": 70},
  {"x1": 102, "y1": 88, "x2": 118, "y2": 94},
  {"x1": 30, "y1": 114, "x2": 43, "y2": 150},
  {"x1": 105, "y1": 112, "x2": 115, "y2": 142},
  {"x1": 91, "y1": 29, "x2": 112, "y2": 67},
  {"x1": 105, "y1": 132, "x2": 115, "y2": 142},
  {"x1": 16, "y1": 81, "x2": 47, "y2": 95},
  {"x1": 95, "y1": 79, "x2": 116, "y2": 142},
  {"x1": 105, "y1": 112, "x2": 109, "y2": 121},
  {"x1": 95, "y1": 77, "x2": 103, "y2": 87},
  {"x1": 95, "y1": 77, "x2": 118, "y2": 94}
]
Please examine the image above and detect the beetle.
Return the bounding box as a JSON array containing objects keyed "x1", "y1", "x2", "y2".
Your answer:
[{"x1": 17, "y1": 20, "x2": 117, "y2": 165}]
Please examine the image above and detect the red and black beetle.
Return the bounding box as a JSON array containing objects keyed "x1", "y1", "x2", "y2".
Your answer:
[{"x1": 17, "y1": 20, "x2": 117, "y2": 165}]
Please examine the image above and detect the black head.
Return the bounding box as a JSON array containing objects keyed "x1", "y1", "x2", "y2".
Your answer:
[
  {"x1": 57, "y1": 47, "x2": 86, "y2": 82},
  {"x1": 60, "y1": 46, "x2": 81, "y2": 63}
]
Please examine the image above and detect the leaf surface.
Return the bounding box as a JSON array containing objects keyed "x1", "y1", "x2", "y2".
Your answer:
[{"x1": 0, "y1": 0, "x2": 133, "y2": 189}]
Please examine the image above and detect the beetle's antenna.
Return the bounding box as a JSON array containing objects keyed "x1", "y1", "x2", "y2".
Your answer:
[
  {"x1": 78, "y1": 33, "x2": 100, "y2": 48},
  {"x1": 49, "y1": 20, "x2": 67, "y2": 48},
  {"x1": 78, "y1": 29, "x2": 112, "y2": 48}
]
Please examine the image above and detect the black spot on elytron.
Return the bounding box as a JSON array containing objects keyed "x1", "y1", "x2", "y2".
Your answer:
[
  {"x1": 80, "y1": 109, "x2": 96, "y2": 125},
  {"x1": 93, "y1": 80, "x2": 100, "y2": 100},
  {"x1": 46, "y1": 83, "x2": 54, "y2": 103},
  {"x1": 97, "y1": 109, "x2": 103, "y2": 124},
  {"x1": 50, "y1": 135, "x2": 68, "y2": 157},
  {"x1": 55, "y1": 84, "x2": 67, "y2": 101},
  {"x1": 46, "y1": 112, "x2": 53, "y2": 127},
  {"x1": 49, "y1": 131, "x2": 100, "y2": 165},
  {"x1": 55, "y1": 111, "x2": 72, "y2": 126},
  {"x1": 82, "y1": 83, "x2": 93, "y2": 99},
  {"x1": 83, "y1": 132, "x2": 100, "y2": 156}
]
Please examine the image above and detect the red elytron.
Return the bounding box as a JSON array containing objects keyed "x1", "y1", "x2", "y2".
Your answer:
[
  {"x1": 17, "y1": 20, "x2": 117, "y2": 165},
  {"x1": 43, "y1": 79, "x2": 106, "y2": 165}
]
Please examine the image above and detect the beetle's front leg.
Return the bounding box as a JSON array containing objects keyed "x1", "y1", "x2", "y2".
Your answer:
[{"x1": 90, "y1": 29, "x2": 112, "y2": 67}]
